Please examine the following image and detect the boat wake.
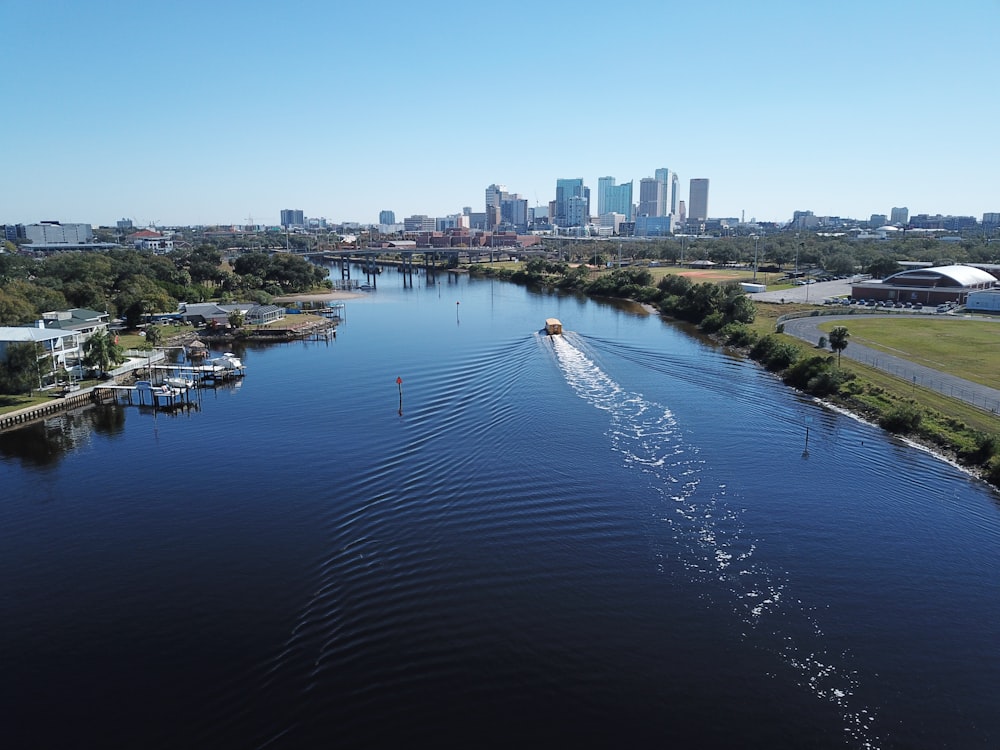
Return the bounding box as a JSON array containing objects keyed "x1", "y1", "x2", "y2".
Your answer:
[{"x1": 550, "y1": 332, "x2": 879, "y2": 750}]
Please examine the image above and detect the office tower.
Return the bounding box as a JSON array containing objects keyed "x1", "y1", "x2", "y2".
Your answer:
[
  {"x1": 554, "y1": 178, "x2": 589, "y2": 226},
  {"x1": 670, "y1": 173, "x2": 680, "y2": 215},
  {"x1": 280, "y1": 209, "x2": 304, "y2": 228},
  {"x1": 890, "y1": 206, "x2": 908, "y2": 225},
  {"x1": 688, "y1": 179, "x2": 709, "y2": 221},
  {"x1": 485, "y1": 184, "x2": 508, "y2": 230},
  {"x1": 654, "y1": 168, "x2": 675, "y2": 217},
  {"x1": 598, "y1": 177, "x2": 634, "y2": 220},
  {"x1": 379, "y1": 210, "x2": 396, "y2": 225},
  {"x1": 637, "y1": 177, "x2": 661, "y2": 217}
]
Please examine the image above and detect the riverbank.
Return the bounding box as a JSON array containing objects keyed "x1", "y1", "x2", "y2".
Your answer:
[{"x1": 273, "y1": 290, "x2": 364, "y2": 303}]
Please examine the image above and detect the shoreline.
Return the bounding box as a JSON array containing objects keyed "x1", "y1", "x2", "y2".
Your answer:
[{"x1": 273, "y1": 290, "x2": 365, "y2": 303}]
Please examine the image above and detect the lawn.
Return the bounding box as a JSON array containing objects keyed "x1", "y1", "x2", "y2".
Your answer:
[{"x1": 818, "y1": 317, "x2": 1000, "y2": 390}]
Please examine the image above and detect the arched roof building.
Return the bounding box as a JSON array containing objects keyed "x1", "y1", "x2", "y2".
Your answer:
[{"x1": 852, "y1": 264, "x2": 996, "y2": 305}]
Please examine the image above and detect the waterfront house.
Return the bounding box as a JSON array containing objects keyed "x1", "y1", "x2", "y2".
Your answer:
[
  {"x1": 244, "y1": 305, "x2": 285, "y2": 326},
  {"x1": 0, "y1": 324, "x2": 83, "y2": 388},
  {"x1": 40, "y1": 308, "x2": 110, "y2": 342}
]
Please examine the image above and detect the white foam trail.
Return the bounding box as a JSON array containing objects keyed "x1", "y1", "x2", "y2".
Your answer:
[{"x1": 551, "y1": 334, "x2": 879, "y2": 749}]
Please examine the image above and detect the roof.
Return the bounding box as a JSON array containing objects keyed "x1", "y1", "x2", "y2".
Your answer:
[
  {"x1": 884, "y1": 264, "x2": 996, "y2": 287},
  {"x1": 0, "y1": 326, "x2": 79, "y2": 343}
]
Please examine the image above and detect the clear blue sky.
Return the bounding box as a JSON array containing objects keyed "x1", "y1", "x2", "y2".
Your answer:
[{"x1": 4, "y1": 0, "x2": 998, "y2": 227}]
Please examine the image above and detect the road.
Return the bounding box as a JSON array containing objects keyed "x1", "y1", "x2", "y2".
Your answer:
[{"x1": 779, "y1": 313, "x2": 1000, "y2": 414}]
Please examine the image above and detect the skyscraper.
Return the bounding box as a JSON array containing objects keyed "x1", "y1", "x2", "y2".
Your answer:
[
  {"x1": 280, "y1": 209, "x2": 304, "y2": 228},
  {"x1": 485, "y1": 184, "x2": 508, "y2": 230},
  {"x1": 598, "y1": 177, "x2": 633, "y2": 220},
  {"x1": 890, "y1": 206, "x2": 909, "y2": 225},
  {"x1": 637, "y1": 178, "x2": 661, "y2": 217},
  {"x1": 554, "y1": 178, "x2": 589, "y2": 226},
  {"x1": 654, "y1": 168, "x2": 674, "y2": 217},
  {"x1": 688, "y1": 179, "x2": 709, "y2": 221},
  {"x1": 379, "y1": 210, "x2": 396, "y2": 225}
]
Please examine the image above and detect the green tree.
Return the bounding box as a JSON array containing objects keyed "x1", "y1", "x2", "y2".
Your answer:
[
  {"x1": 828, "y1": 326, "x2": 850, "y2": 366},
  {"x1": 0, "y1": 288, "x2": 37, "y2": 325},
  {"x1": 144, "y1": 326, "x2": 162, "y2": 348},
  {"x1": 0, "y1": 342, "x2": 40, "y2": 395},
  {"x1": 82, "y1": 330, "x2": 124, "y2": 376}
]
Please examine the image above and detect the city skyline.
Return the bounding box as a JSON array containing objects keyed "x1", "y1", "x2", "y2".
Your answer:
[{"x1": 3, "y1": 1, "x2": 998, "y2": 227}]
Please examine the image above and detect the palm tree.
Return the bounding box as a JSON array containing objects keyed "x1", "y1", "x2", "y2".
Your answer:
[
  {"x1": 829, "y1": 326, "x2": 850, "y2": 366},
  {"x1": 83, "y1": 330, "x2": 124, "y2": 377}
]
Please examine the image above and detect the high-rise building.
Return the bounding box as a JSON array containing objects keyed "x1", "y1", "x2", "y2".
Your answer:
[
  {"x1": 598, "y1": 177, "x2": 633, "y2": 220},
  {"x1": 485, "y1": 184, "x2": 508, "y2": 230},
  {"x1": 379, "y1": 210, "x2": 396, "y2": 225},
  {"x1": 554, "y1": 178, "x2": 589, "y2": 226},
  {"x1": 890, "y1": 206, "x2": 908, "y2": 225},
  {"x1": 280, "y1": 209, "x2": 305, "y2": 228},
  {"x1": 637, "y1": 178, "x2": 661, "y2": 217},
  {"x1": 688, "y1": 179, "x2": 709, "y2": 221},
  {"x1": 567, "y1": 195, "x2": 589, "y2": 227},
  {"x1": 670, "y1": 173, "x2": 680, "y2": 215},
  {"x1": 654, "y1": 168, "x2": 674, "y2": 217}
]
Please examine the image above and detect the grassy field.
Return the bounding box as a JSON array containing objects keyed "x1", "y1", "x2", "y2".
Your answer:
[
  {"x1": 817, "y1": 317, "x2": 1000, "y2": 390},
  {"x1": 752, "y1": 302, "x2": 1000, "y2": 434}
]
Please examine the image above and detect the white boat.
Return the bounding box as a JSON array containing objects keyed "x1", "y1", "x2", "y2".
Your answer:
[{"x1": 165, "y1": 376, "x2": 195, "y2": 389}]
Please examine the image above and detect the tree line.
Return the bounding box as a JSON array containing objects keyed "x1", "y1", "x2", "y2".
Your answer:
[{"x1": 0, "y1": 245, "x2": 330, "y2": 328}]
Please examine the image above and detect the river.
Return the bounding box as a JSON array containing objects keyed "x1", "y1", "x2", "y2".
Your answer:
[{"x1": 1, "y1": 267, "x2": 998, "y2": 749}]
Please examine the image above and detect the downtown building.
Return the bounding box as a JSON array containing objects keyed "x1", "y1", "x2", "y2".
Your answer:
[
  {"x1": 554, "y1": 178, "x2": 590, "y2": 227},
  {"x1": 597, "y1": 177, "x2": 633, "y2": 221},
  {"x1": 280, "y1": 209, "x2": 305, "y2": 228},
  {"x1": 688, "y1": 179, "x2": 709, "y2": 222}
]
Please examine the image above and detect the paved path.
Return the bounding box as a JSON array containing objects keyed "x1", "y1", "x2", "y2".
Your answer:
[{"x1": 780, "y1": 314, "x2": 1000, "y2": 414}]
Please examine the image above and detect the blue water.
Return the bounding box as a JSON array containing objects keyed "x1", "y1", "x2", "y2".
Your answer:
[{"x1": 2, "y1": 268, "x2": 999, "y2": 749}]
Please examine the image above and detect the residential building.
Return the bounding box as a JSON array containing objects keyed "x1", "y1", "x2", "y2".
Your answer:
[
  {"x1": 0, "y1": 323, "x2": 83, "y2": 388},
  {"x1": 566, "y1": 195, "x2": 589, "y2": 228},
  {"x1": 688, "y1": 179, "x2": 709, "y2": 221},
  {"x1": 554, "y1": 178, "x2": 589, "y2": 226},
  {"x1": 890, "y1": 206, "x2": 909, "y2": 225},
  {"x1": 983, "y1": 213, "x2": 1000, "y2": 227},
  {"x1": 40, "y1": 308, "x2": 110, "y2": 341},
  {"x1": 597, "y1": 177, "x2": 633, "y2": 220},
  {"x1": 127, "y1": 229, "x2": 174, "y2": 253}
]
